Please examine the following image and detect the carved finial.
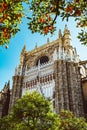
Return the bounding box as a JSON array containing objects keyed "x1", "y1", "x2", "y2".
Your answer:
[
  {"x1": 20, "y1": 44, "x2": 26, "y2": 64},
  {"x1": 63, "y1": 25, "x2": 71, "y2": 46},
  {"x1": 35, "y1": 43, "x2": 38, "y2": 48},
  {"x1": 58, "y1": 29, "x2": 62, "y2": 38},
  {"x1": 4, "y1": 82, "x2": 7, "y2": 87},
  {"x1": 21, "y1": 44, "x2": 26, "y2": 55},
  {"x1": 65, "y1": 24, "x2": 68, "y2": 29},
  {"x1": 23, "y1": 44, "x2": 26, "y2": 51},
  {"x1": 47, "y1": 38, "x2": 49, "y2": 43},
  {"x1": 64, "y1": 24, "x2": 70, "y2": 35}
]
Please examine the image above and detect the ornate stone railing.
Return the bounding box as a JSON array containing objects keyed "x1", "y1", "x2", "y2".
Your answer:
[{"x1": 24, "y1": 61, "x2": 54, "y2": 82}]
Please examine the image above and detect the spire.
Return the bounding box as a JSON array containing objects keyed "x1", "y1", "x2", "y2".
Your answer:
[
  {"x1": 4, "y1": 82, "x2": 7, "y2": 88},
  {"x1": 20, "y1": 44, "x2": 26, "y2": 64},
  {"x1": 64, "y1": 24, "x2": 70, "y2": 35},
  {"x1": 21, "y1": 44, "x2": 26, "y2": 55},
  {"x1": 63, "y1": 25, "x2": 71, "y2": 46},
  {"x1": 65, "y1": 24, "x2": 68, "y2": 29},
  {"x1": 58, "y1": 29, "x2": 62, "y2": 38}
]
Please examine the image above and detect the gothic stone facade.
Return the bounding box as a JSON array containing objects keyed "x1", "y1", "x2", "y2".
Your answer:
[
  {"x1": 1, "y1": 26, "x2": 87, "y2": 118},
  {"x1": 0, "y1": 81, "x2": 10, "y2": 117}
]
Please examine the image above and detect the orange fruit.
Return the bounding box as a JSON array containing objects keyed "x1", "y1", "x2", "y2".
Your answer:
[
  {"x1": 66, "y1": 5, "x2": 73, "y2": 14},
  {"x1": 18, "y1": 13, "x2": 23, "y2": 17},
  {"x1": 75, "y1": 10, "x2": 81, "y2": 16},
  {"x1": 3, "y1": 28, "x2": 7, "y2": 32},
  {"x1": 3, "y1": 13, "x2": 8, "y2": 18},
  {"x1": 2, "y1": 2, "x2": 8, "y2": 8},
  {"x1": 49, "y1": 25, "x2": 54, "y2": 30},
  {"x1": 43, "y1": 27, "x2": 49, "y2": 34},
  {"x1": 48, "y1": 16, "x2": 52, "y2": 21},
  {"x1": 0, "y1": 18, "x2": 4, "y2": 23},
  {"x1": 39, "y1": 18, "x2": 45, "y2": 23}
]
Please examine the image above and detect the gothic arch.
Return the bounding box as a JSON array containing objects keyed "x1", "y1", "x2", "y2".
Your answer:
[{"x1": 35, "y1": 54, "x2": 49, "y2": 66}]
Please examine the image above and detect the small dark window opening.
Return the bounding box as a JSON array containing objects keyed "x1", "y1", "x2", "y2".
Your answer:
[{"x1": 36, "y1": 56, "x2": 49, "y2": 66}]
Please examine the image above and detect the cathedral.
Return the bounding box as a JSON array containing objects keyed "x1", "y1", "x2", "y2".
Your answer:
[{"x1": 0, "y1": 25, "x2": 87, "y2": 118}]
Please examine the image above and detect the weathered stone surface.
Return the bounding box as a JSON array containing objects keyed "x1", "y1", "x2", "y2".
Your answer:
[{"x1": 0, "y1": 81, "x2": 10, "y2": 117}]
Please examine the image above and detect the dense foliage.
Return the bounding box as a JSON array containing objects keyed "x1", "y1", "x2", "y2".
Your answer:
[
  {"x1": 0, "y1": 0, "x2": 87, "y2": 47},
  {"x1": 0, "y1": 91, "x2": 87, "y2": 130},
  {"x1": 0, "y1": 91, "x2": 59, "y2": 130},
  {"x1": 59, "y1": 110, "x2": 87, "y2": 130},
  {"x1": 0, "y1": 0, "x2": 28, "y2": 46}
]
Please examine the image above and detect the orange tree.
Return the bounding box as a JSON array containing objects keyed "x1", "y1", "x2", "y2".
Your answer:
[
  {"x1": 0, "y1": 0, "x2": 28, "y2": 46},
  {"x1": 27, "y1": 0, "x2": 87, "y2": 45},
  {"x1": 0, "y1": 0, "x2": 87, "y2": 47}
]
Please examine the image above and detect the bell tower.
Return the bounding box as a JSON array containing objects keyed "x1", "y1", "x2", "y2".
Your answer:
[{"x1": 63, "y1": 25, "x2": 71, "y2": 47}]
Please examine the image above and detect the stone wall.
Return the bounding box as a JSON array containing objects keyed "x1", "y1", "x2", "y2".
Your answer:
[
  {"x1": 54, "y1": 60, "x2": 84, "y2": 117},
  {"x1": 0, "y1": 82, "x2": 10, "y2": 117},
  {"x1": 82, "y1": 78, "x2": 87, "y2": 118},
  {"x1": 9, "y1": 76, "x2": 23, "y2": 111}
]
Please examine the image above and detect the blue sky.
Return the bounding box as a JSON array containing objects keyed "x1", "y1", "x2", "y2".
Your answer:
[{"x1": 0, "y1": 17, "x2": 87, "y2": 91}]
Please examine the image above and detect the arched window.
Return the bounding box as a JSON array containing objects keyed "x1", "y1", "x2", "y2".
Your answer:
[{"x1": 36, "y1": 56, "x2": 49, "y2": 66}]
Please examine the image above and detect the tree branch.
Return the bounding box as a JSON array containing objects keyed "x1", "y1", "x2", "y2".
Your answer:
[{"x1": 52, "y1": 0, "x2": 60, "y2": 25}]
